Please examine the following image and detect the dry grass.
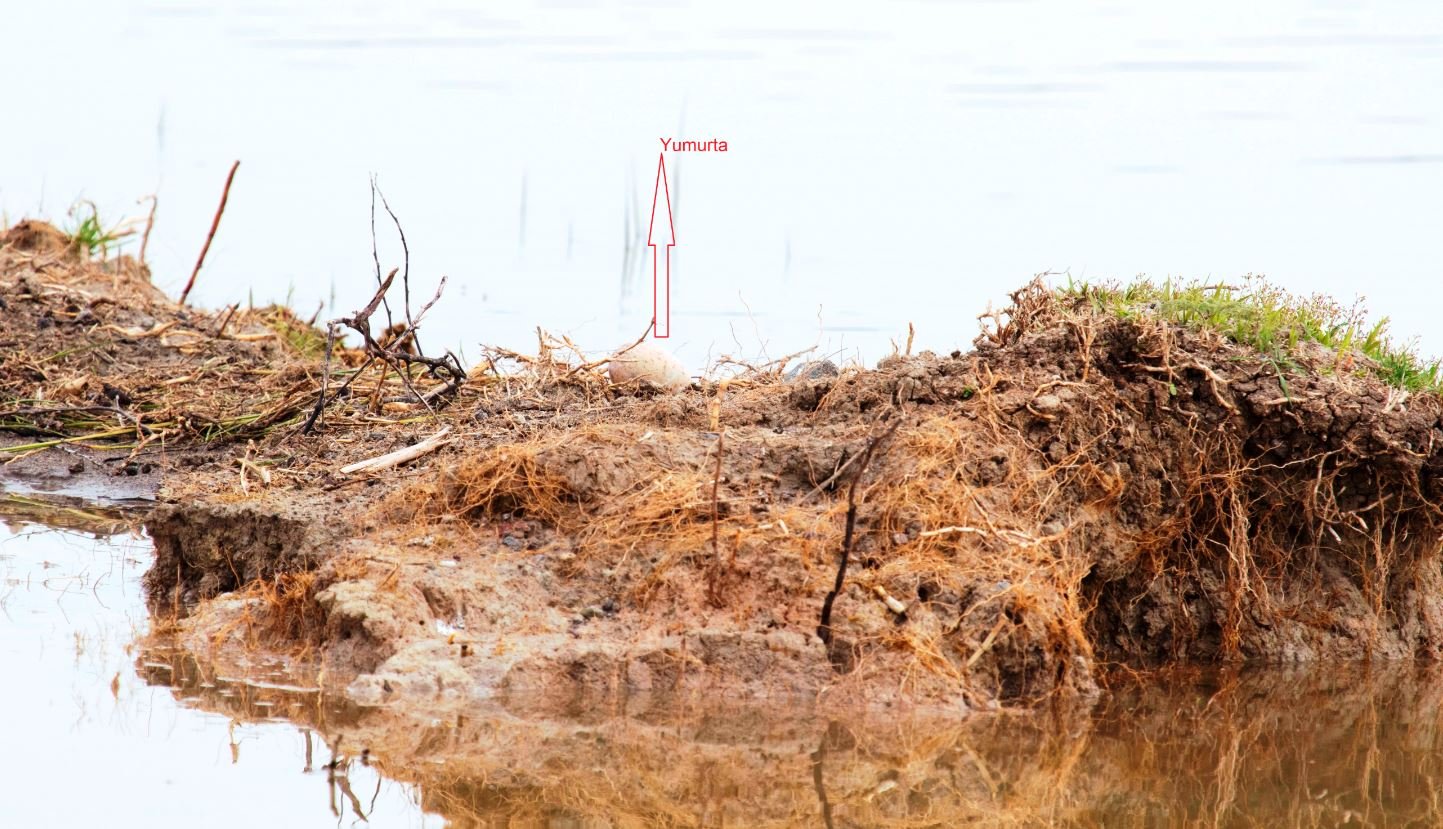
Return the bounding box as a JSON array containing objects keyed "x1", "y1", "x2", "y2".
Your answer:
[
  {"x1": 0, "y1": 221, "x2": 469, "y2": 463},
  {"x1": 207, "y1": 571, "x2": 324, "y2": 651},
  {"x1": 392, "y1": 276, "x2": 1443, "y2": 705},
  {"x1": 11, "y1": 221, "x2": 1441, "y2": 717}
]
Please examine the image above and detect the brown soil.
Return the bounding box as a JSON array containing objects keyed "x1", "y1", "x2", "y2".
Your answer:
[{"x1": 5, "y1": 220, "x2": 1443, "y2": 720}]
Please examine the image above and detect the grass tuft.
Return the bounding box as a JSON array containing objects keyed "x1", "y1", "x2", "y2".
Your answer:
[
  {"x1": 63, "y1": 202, "x2": 133, "y2": 259},
  {"x1": 1062, "y1": 275, "x2": 1441, "y2": 394}
]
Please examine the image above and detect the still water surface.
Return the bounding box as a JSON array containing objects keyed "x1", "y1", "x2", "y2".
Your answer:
[
  {"x1": 2, "y1": 1, "x2": 1441, "y2": 370},
  {"x1": 0, "y1": 506, "x2": 441, "y2": 827},
  {"x1": 6, "y1": 499, "x2": 1443, "y2": 827}
]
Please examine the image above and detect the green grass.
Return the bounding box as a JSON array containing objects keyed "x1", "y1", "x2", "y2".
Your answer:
[
  {"x1": 264, "y1": 308, "x2": 329, "y2": 358},
  {"x1": 64, "y1": 202, "x2": 131, "y2": 258},
  {"x1": 1062, "y1": 276, "x2": 1442, "y2": 395}
]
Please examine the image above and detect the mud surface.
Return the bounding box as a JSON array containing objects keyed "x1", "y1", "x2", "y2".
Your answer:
[{"x1": 5, "y1": 223, "x2": 1443, "y2": 721}]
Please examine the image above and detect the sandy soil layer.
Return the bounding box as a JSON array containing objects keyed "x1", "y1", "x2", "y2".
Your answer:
[{"x1": 4, "y1": 220, "x2": 1443, "y2": 722}]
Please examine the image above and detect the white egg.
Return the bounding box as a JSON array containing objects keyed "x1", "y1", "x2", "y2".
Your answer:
[{"x1": 608, "y1": 342, "x2": 690, "y2": 391}]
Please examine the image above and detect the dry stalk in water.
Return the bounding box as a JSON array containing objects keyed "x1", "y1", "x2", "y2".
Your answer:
[{"x1": 137, "y1": 194, "x2": 158, "y2": 265}]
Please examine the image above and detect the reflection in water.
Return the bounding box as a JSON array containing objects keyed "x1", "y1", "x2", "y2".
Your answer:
[
  {"x1": 137, "y1": 652, "x2": 1443, "y2": 828},
  {"x1": 0, "y1": 510, "x2": 440, "y2": 827},
  {"x1": 6, "y1": 501, "x2": 1443, "y2": 827}
]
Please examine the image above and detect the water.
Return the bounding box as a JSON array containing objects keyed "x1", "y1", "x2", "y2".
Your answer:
[
  {"x1": 7, "y1": 497, "x2": 1443, "y2": 827},
  {"x1": 2, "y1": 1, "x2": 1441, "y2": 371},
  {"x1": 0, "y1": 505, "x2": 442, "y2": 827}
]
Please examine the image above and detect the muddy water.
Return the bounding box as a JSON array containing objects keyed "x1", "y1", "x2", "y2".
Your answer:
[
  {"x1": 3, "y1": 1, "x2": 1442, "y2": 369},
  {"x1": 5, "y1": 502, "x2": 1443, "y2": 826}
]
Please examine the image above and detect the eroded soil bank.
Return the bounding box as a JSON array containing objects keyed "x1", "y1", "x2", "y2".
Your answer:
[{"x1": 4, "y1": 221, "x2": 1443, "y2": 721}]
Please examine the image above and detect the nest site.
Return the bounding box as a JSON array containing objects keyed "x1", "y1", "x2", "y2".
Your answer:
[{"x1": 3, "y1": 218, "x2": 1443, "y2": 713}]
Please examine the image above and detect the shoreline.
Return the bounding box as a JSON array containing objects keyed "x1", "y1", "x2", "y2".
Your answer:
[{"x1": 4, "y1": 219, "x2": 1443, "y2": 721}]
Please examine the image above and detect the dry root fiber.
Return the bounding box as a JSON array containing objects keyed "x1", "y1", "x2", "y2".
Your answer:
[
  {"x1": 10, "y1": 228, "x2": 1443, "y2": 710},
  {"x1": 383, "y1": 278, "x2": 1443, "y2": 707}
]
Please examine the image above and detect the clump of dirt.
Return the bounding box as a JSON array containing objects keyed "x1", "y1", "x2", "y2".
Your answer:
[
  {"x1": 145, "y1": 499, "x2": 334, "y2": 604},
  {"x1": 315, "y1": 278, "x2": 1437, "y2": 713},
  {"x1": 6, "y1": 223, "x2": 1443, "y2": 715},
  {"x1": 1, "y1": 220, "x2": 73, "y2": 255}
]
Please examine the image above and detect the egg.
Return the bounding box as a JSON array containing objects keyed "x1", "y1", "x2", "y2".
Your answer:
[{"x1": 608, "y1": 342, "x2": 690, "y2": 391}]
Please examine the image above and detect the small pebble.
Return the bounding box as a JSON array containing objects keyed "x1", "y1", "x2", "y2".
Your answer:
[
  {"x1": 785, "y1": 359, "x2": 840, "y2": 381},
  {"x1": 1032, "y1": 394, "x2": 1062, "y2": 413}
]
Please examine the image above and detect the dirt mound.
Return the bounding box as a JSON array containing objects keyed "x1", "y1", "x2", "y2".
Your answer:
[
  {"x1": 0, "y1": 219, "x2": 73, "y2": 255},
  {"x1": 6, "y1": 234, "x2": 1442, "y2": 712},
  {"x1": 141, "y1": 282, "x2": 1443, "y2": 715},
  {"x1": 0, "y1": 220, "x2": 348, "y2": 480}
]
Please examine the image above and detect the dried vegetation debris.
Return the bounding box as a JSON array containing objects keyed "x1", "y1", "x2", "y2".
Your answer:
[
  {"x1": 6, "y1": 225, "x2": 1443, "y2": 711},
  {"x1": 413, "y1": 279, "x2": 1442, "y2": 707},
  {"x1": 0, "y1": 221, "x2": 326, "y2": 456}
]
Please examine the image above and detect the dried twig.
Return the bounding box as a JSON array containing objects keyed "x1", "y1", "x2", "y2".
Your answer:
[
  {"x1": 340, "y1": 427, "x2": 452, "y2": 475},
  {"x1": 817, "y1": 416, "x2": 902, "y2": 651},
  {"x1": 565, "y1": 318, "x2": 654, "y2": 378},
  {"x1": 872, "y1": 584, "x2": 908, "y2": 616},
  {"x1": 375, "y1": 182, "x2": 415, "y2": 352},
  {"x1": 369, "y1": 177, "x2": 395, "y2": 332},
  {"x1": 212, "y1": 303, "x2": 240, "y2": 338},
  {"x1": 706, "y1": 430, "x2": 726, "y2": 607},
  {"x1": 302, "y1": 251, "x2": 466, "y2": 435},
  {"x1": 180, "y1": 160, "x2": 240, "y2": 306},
  {"x1": 138, "y1": 195, "x2": 158, "y2": 265}
]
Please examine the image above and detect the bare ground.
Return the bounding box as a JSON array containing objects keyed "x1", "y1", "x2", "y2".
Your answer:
[{"x1": 5, "y1": 220, "x2": 1443, "y2": 723}]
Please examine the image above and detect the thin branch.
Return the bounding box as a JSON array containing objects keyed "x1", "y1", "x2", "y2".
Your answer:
[
  {"x1": 565, "y1": 316, "x2": 654, "y2": 379},
  {"x1": 180, "y1": 160, "x2": 239, "y2": 306},
  {"x1": 369, "y1": 176, "x2": 394, "y2": 332},
  {"x1": 707, "y1": 429, "x2": 726, "y2": 607},
  {"x1": 137, "y1": 195, "x2": 158, "y2": 265},
  {"x1": 375, "y1": 185, "x2": 415, "y2": 351},
  {"x1": 299, "y1": 322, "x2": 340, "y2": 435},
  {"x1": 817, "y1": 416, "x2": 902, "y2": 651},
  {"x1": 299, "y1": 257, "x2": 465, "y2": 435},
  {"x1": 340, "y1": 427, "x2": 452, "y2": 475}
]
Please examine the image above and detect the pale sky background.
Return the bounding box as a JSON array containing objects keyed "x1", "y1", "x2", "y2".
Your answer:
[{"x1": 1, "y1": 0, "x2": 1439, "y2": 371}]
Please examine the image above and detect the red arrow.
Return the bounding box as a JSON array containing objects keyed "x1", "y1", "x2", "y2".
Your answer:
[{"x1": 647, "y1": 152, "x2": 676, "y2": 338}]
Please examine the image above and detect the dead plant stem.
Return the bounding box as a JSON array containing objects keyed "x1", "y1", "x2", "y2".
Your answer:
[
  {"x1": 817, "y1": 417, "x2": 901, "y2": 650},
  {"x1": 180, "y1": 160, "x2": 239, "y2": 306}
]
